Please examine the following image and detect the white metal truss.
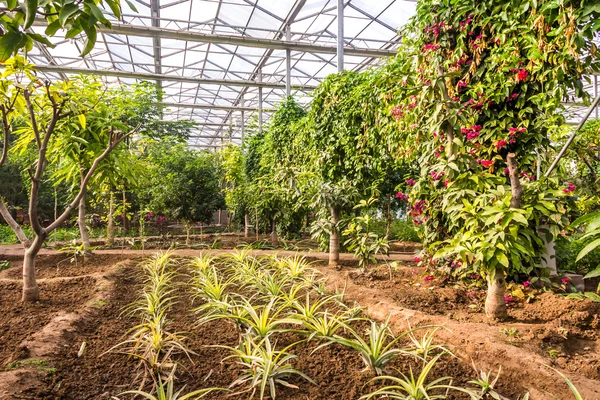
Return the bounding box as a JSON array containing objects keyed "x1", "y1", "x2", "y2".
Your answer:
[{"x1": 24, "y1": 0, "x2": 417, "y2": 148}]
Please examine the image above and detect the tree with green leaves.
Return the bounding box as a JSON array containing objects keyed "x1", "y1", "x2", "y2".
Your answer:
[
  {"x1": 0, "y1": 0, "x2": 137, "y2": 61},
  {"x1": 0, "y1": 57, "x2": 138, "y2": 301},
  {"x1": 141, "y1": 141, "x2": 224, "y2": 245},
  {"x1": 391, "y1": 0, "x2": 599, "y2": 319}
]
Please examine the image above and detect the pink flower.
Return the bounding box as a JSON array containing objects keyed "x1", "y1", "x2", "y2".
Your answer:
[
  {"x1": 391, "y1": 105, "x2": 404, "y2": 120},
  {"x1": 396, "y1": 192, "x2": 408, "y2": 201},
  {"x1": 430, "y1": 171, "x2": 445, "y2": 180},
  {"x1": 423, "y1": 275, "x2": 434, "y2": 281},
  {"x1": 458, "y1": 81, "x2": 467, "y2": 88},
  {"x1": 422, "y1": 43, "x2": 440, "y2": 52},
  {"x1": 517, "y1": 69, "x2": 528, "y2": 81},
  {"x1": 563, "y1": 182, "x2": 576, "y2": 194},
  {"x1": 523, "y1": 281, "x2": 531, "y2": 288},
  {"x1": 478, "y1": 159, "x2": 494, "y2": 168},
  {"x1": 504, "y1": 167, "x2": 510, "y2": 175},
  {"x1": 406, "y1": 178, "x2": 417, "y2": 186},
  {"x1": 413, "y1": 256, "x2": 421, "y2": 262},
  {"x1": 443, "y1": 179, "x2": 449, "y2": 187},
  {"x1": 504, "y1": 296, "x2": 515, "y2": 303},
  {"x1": 561, "y1": 277, "x2": 571, "y2": 284},
  {"x1": 496, "y1": 140, "x2": 508, "y2": 150}
]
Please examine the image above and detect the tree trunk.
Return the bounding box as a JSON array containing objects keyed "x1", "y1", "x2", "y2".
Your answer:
[
  {"x1": 385, "y1": 194, "x2": 391, "y2": 239},
  {"x1": 122, "y1": 189, "x2": 130, "y2": 233},
  {"x1": 244, "y1": 213, "x2": 250, "y2": 238},
  {"x1": 185, "y1": 223, "x2": 191, "y2": 247},
  {"x1": 78, "y1": 181, "x2": 91, "y2": 250},
  {"x1": 0, "y1": 200, "x2": 30, "y2": 247},
  {"x1": 485, "y1": 273, "x2": 508, "y2": 320},
  {"x1": 107, "y1": 189, "x2": 115, "y2": 246},
  {"x1": 328, "y1": 207, "x2": 340, "y2": 267},
  {"x1": 270, "y1": 220, "x2": 278, "y2": 245},
  {"x1": 506, "y1": 153, "x2": 523, "y2": 208},
  {"x1": 218, "y1": 209, "x2": 222, "y2": 225},
  {"x1": 22, "y1": 234, "x2": 45, "y2": 302},
  {"x1": 255, "y1": 209, "x2": 259, "y2": 241}
]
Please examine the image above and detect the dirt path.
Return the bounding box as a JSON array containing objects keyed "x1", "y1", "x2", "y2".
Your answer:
[
  {"x1": 0, "y1": 243, "x2": 415, "y2": 261},
  {"x1": 317, "y1": 265, "x2": 600, "y2": 400}
]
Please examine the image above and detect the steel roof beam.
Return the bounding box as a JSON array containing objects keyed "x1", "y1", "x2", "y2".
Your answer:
[
  {"x1": 160, "y1": 102, "x2": 274, "y2": 112},
  {"x1": 26, "y1": 64, "x2": 318, "y2": 90},
  {"x1": 74, "y1": 22, "x2": 397, "y2": 57}
]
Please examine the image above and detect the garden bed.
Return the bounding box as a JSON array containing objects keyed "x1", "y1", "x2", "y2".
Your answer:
[{"x1": 1, "y1": 252, "x2": 598, "y2": 400}]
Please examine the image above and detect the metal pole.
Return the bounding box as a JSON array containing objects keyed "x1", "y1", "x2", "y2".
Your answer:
[
  {"x1": 337, "y1": 0, "x2": 344, "y2": 72},
  {"x1": 545, "y1": 95, "x2": 600, "y2": 177},
  {"x1": 241, "y1": 94, "x2": 245, "y2": 141},
  {"x1": 258, "y1": 70, "x2": 263, "y2": 132},
  {"x1": 285, "y1": 25, "x2": 291, "y2": 97}
]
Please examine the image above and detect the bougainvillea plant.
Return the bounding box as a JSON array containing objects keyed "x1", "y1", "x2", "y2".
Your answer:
[{"x1": 390, "y1": 0, "x2": 599, "y2": 319}]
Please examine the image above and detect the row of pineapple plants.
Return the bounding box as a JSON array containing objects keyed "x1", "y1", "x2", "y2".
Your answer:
[{"x1": 110, "y1": 250, "x2": 586, "y2": 400}]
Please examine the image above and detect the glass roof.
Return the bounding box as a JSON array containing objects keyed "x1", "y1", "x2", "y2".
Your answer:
[{"x1": 27, "y1": 0, "x2": 419, "y2": 148}]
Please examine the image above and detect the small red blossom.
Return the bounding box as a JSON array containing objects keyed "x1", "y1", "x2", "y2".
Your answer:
[
  {"x1": 406, "y1": 178, "x2": 417, "y2": 186},
  {"x1": 443, "y1": 179, "x2": 449, "y2": 187},
  {"x1": 423, "y1": 275, "x2": 434, "y2": 281},
  {"x1": 413, "y1": 256, "x2": 421, "y2": 262},
  {"x1": 563, "y1": 182, "x2": 576, "y2": 194},
  {"x1": 504, "y1": 296, "x2": 515, "y2": 303},
  {"x1": 396, "y1": 192, "x2": 408, "y2": 201},
  {"x1": 496, "y1": 140, "x2": 508, "y2": 150},
  {"x1": 430, "y1": 170, "x2": 445, "y2": 180},
  {"x1": 523, "y1": 281, "x2": 531, "y2": 288},
  {"x1": 478, "y1": 159, "x2": 494, "y2": 168},
  {"x1": 561, "y1": 277, "x2": 571, "y2": 284},
  {"x1": 517, "y1": 69, "x2": 529, "y2": 81}
]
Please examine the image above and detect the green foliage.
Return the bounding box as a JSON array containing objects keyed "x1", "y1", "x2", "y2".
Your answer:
[
  {"x1": 0, "y1": 259, "x2": 10, "y2": 271},
  {"x1": 343, "y1": 197, "x2": 390, "y2": 271},
  {"x1": 390, "y1": 0, "x2": 599, "y2": 284},
  {"x1": 0, "y1": 0, "x2": 133, "y2": 61},
  {"x1": 555, "y1": 234, "x2": 600, "y2": 276},
  {"x1": 572, "y1": 211, "x2": 600, "y2": 278},
  {"x1": 142, "y1": 142, "x2": 223, "y2": 224}
]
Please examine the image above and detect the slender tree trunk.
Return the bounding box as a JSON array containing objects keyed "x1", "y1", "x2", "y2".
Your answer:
[
  {"x1": 329, "y1": 207, "x2": 340, "y2": 267},
  {"x1": 386, "y1": 194, "x2": 391, "y2": 239},
  {"x1": 244, "y1": 213, "x2": 250, "y2": 238},
  {"x1": 255, "y1": 208, "x2": 259, "y2": 241},
  {"x1": 485, "y1": 273, "x2": 508, "y2": 320},
  {"x1": 218, "y1": 209, "x2": 222, "y2": 225},
  {"x1": 107, "y1": 189, "x2": 115, "y2": 246},
  {"x1": 0, "y1": 201, "x2": 30, "y2": 246},
  {"x1": 53, "y1": 186, "x2": 58, "y2": 245},
  {"x1": 185, "y1": 222, "x2": 191, "y2": 247},
  {"x1": 78, "y1": 178, "x2": 91, "y2": 250},
  {"x1": 270, "y1": 219, "x2": 278, "y2": 245},
  {"x1": 122, "y1": 188, "x2": 130, "y2": 234},
  {"x1": 22, "y1": 234, "x2": 45, "y2": 302}
]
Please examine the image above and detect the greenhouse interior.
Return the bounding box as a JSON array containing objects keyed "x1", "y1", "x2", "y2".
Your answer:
[{"x1": 0, "y1": 0, "x2": 599, "y2": 399}]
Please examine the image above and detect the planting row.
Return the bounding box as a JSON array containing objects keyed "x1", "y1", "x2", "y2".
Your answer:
[{"x1": 109, "y1": 251, "x2": 585, "y2": 400}]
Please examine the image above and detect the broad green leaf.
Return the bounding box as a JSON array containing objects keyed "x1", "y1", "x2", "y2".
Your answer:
[
  {"x1": 583, "y1": 267, "x2": 600, "y2": 280},
  {"x1": 59, "y1": 3, "x2": 80, "y2": 27},
  {"x1": 576, "y1": 237, "x2": 600, "y2": 262},
  {"x1": 24, "y1": 0, "x2": 38, "y2": 29}
]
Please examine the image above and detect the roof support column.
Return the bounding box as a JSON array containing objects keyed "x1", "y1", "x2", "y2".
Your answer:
[
  {"x1": 285, "y1": 25, "x2": 291, "y2": 96},
  {"x1": 241, "y1": 94, "x2": 245, "y2": 141},
  {"x1": 337, "y1": 0, "x2": 344, "y2": 72},
  {"x1": 258, "y1": 70, "x2": 264, "y2": 132}
]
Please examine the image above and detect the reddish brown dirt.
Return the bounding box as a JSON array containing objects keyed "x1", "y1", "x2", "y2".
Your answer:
[
  {"x1": 0, "y1": 253, "x2": 136, "y2": 280},
  {"x1": 0, "y1": 276, "x2": 97, "y2": 367},
  {"x1": 319, "y1": 262, "x2": 600, "y2": 399},
  {"x1": 1, "y1": 252, "x2": 597, "y2": 400},
  {"x1": 29, "y1": 263, "x2": 510, "y2": 400}
]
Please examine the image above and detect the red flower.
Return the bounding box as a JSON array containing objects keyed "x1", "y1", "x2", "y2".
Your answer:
[
  {"x1": 517, "y1": 69, "x2": 528, "y2": 81},
  {"x1": 496, "y1": 140, "x2": 508, "y2": 150},
  {"x1": 406, "y1": 178, "x2": 417, "y2": 186},
  {"x1": 423, "y1": 275, "x2": 434, "y2": 281},
  {"x1": 413, "y1": 256, "x2": 421, "y2": 262},
  {"x1": 396, "y1": 192, "x2": 408, "y2": 201},
  {"x1": 478, "y1": 159, "x2": 494, "y2": 168},
  {"x1": 563, "y1": 182, "x2": 576, "y2": 194}
]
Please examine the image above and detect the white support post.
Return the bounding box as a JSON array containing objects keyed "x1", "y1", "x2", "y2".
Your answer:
[
  {"x1": 258, "y1": 70, "x2": 263, "y2": 132},
  {"x1": 285, "y1": 25, "x2": 291, "y2": 97},
  {"x1": 337, "y1": 0, "x2": 344, "y2": 72},
  {"x1": 241, "y1": 94, "x2": 245, "y2": 141}
]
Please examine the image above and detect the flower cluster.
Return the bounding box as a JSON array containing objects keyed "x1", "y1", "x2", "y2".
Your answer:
[
  {"x1": 411, "y1": 200, "x2": 428, "y2": 225},
  {"x1": 396, "y1": 192, "x2": 409, "y2": 201},
  {"x1": 516, "y1": 69, "x2": 528, "y2": 81},
  {"x1": 406, "y1": 178, "x2": 417, "y2": 186},
  {"x1": 563, "y1": 182, "x2": 576, "y2": 194},
  {"x1": 495, "y1": 140, "x2": 508, "y2": 150},
  {"x1": 461, "y1": 125, "x2": 482, "y2": 141},
  {"x1": 422, "y1": 43, "x2": 440, "y2": 53},
  {"x1": 423, "y1": 21, "x2": 446, "y2": 36},
  {"x1": 413, "y1": 256, "x2": 421, "y2": 262},
  {"x1": 430, "y1": 170, "x2": 445, "y2": 180},
  {"x1": 155, "y1": 215, "x2": 167, "y2": 225},
  {"x1": 520, "y1": 171, "x2": 535, "y2": 181},
  {"x1": 459, "y1": 15, "x2": 474, "y2": 31},
  {"x1": 391, "y1": 105, "x2": 404, "y2": 120},
  {"x1": 477, "y1": 159, "x2": 494, "y2": 168},
  {"x1": 423, "y1": 275, "x2": 434, "y2": 281}
]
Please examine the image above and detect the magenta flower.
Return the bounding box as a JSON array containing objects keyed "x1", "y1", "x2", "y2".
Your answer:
[
  {"x1": 504, "y1": 296, "x2": 515, "y2": 303},
  {"x1": 423, "y1": 275, "x2": 434, "y2": 281},
  {"x1": 396, "y1": 192, "x2": 408, "y2": 201},
  {"x1": 496, "y1": 140, "x2": 508, "y2": 150},
  {"x1": 478, "y1": 159, "x2": 494, "y2": 168},
  {"x1": 517, "y1": 69, "x2": 529, "y2": 81},
  {"x1": 561, "y1": 277, "x2": 571, "y2": 284},
  {"x1": 406, "y1": 178, "x2": 417, "y2": 186},
  {"x1": 413, "y1": 256, "x2": 421, "y2": 262},
  {"x1": 430, "y1": 171, "x2": 445, "y2": 180},
  {"x1": 563, "y1": 182, "x2": 576, "y2": 194},
  {"x1": 523, "y1": 281, "x2": 531, "y2": 288}
]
